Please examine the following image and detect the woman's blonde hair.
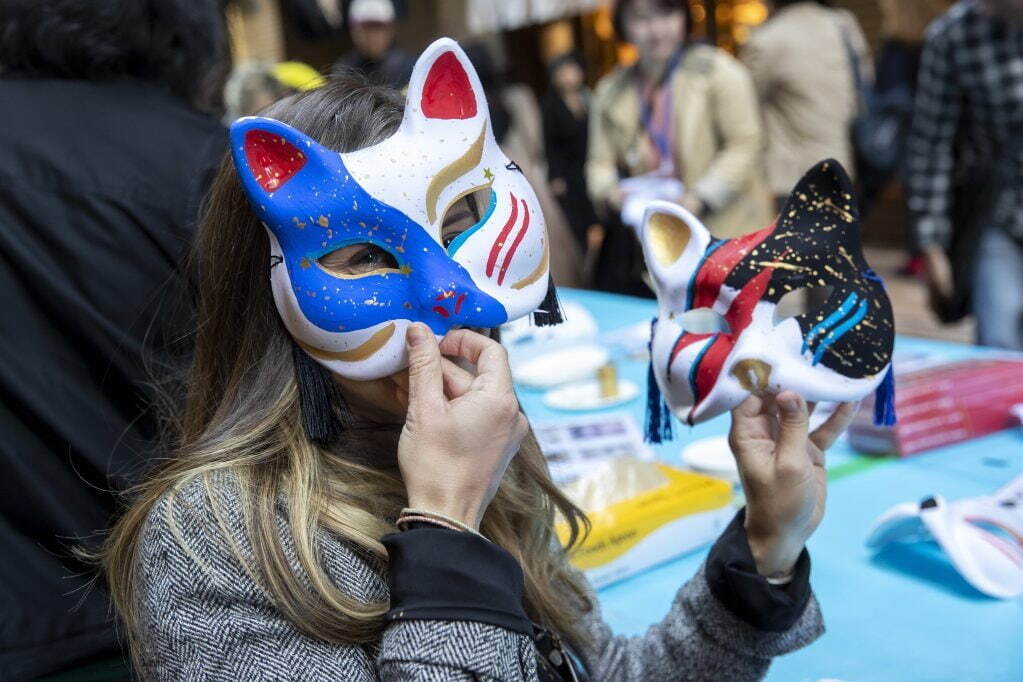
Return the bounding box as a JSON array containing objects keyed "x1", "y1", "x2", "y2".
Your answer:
[{"x1": 101, "y1": 74, "x2": 593, "y2": 667}]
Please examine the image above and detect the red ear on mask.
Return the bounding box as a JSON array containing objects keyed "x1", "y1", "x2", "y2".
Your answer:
[
  {"x1": 421, "y1": 51, "x2": 477, "y2": 120},
  {"x1": 243, "y1": 130, "x2": 308, "y2": 192}
]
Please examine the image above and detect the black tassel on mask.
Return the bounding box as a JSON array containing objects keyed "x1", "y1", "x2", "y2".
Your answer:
[
  {"x1": 292, "y1": 341, "x2": 351, "y2": 447},
  {"x1": 532, "y1": 276, "x2": 564, "y2": 327}
]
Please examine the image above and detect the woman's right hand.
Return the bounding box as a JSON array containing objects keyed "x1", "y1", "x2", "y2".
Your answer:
[{"x1": 397, "y1": 323, "x2": 528, "y2": 530}]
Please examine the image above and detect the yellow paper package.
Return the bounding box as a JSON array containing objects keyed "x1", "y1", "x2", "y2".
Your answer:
[{"x1": 557, "y1": 458, "x2": 734, "y2": 588}]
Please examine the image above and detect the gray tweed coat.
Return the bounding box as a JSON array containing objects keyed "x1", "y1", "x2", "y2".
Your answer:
[{"x1": 136, "y1": 473, "x2": 823, "y2": 680}]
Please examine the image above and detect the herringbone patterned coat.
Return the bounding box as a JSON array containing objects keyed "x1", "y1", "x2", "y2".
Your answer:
[{"x1": 136, "y1": 473, "x2": 823, "y2": 680}]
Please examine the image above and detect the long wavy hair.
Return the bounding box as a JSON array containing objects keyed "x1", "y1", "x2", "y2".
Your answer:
[{"x1": 101, "y1": 74, "x2": 593, "y2": 667}]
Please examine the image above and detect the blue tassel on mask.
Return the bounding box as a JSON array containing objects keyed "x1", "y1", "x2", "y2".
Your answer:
[
  {"x1": 863, "y1": 268, "x2": 896, "y2": 426},
  {"x1": 873, "y1": 365, "x2": 897, "y2": 426},
  {"x1": 644, "y1": 317, "x2": 674, "y2": 443}
]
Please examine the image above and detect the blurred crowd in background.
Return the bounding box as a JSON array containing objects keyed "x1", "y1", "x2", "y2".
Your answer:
[{"x1": 2, "y1": 0, "x2": 1022, "y2": 678}]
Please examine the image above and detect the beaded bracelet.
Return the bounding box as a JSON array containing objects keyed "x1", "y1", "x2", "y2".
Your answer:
[
  {"x1": 395, "y1": 514, "x2": 462, "y2": 533},
  {"x1": 398, "y1": 507, "x2": 485, "y2": 538}
]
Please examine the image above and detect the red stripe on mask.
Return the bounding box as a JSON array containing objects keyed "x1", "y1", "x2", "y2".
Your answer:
[
  {"x1": 691, "y1": 222, "x2": 776, "y2": 310},
  {"x1": 669, "y1": 331, "x2": 714, "y2": 369},
  {"x1": 687, "y1": 264, "x2": 778, "y2": 420},
  {"x1": 497, "y1": 199, "x2": 530, "y2": 285},
  {"x1": 486, "y1": 193, "x2": 518, "y2": 277}
]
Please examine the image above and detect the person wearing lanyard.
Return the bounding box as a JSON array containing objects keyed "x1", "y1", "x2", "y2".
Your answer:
[{"x1": 588, "y1": 0, "x2": 773, "y2": 240}]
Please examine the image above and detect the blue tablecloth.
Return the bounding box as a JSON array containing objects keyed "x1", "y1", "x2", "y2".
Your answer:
[{"x1": 517, "y1": 288, "x2": 1023, "y2": 682}]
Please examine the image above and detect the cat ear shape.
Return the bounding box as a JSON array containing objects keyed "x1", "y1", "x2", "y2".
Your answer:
[
  {"x1": 230, "y1": 116, "x2": 336, "y2": 197},
  {"x1": 639, "y1": 201, "x2": 711, "y2": 297},
  {"x1": 401, "y1": 38, "x2": 488, "y2": 134},
  {"x1": 780, "y1": 158, "x2": 859, "y2": 232}
]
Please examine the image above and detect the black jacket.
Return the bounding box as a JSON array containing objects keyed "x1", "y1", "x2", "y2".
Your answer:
[{"x1": 0, "y1": 76, "x2": 224, "y2": 680}]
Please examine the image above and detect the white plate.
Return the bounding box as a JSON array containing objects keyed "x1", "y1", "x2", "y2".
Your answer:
[
  {"x1": 681, "y1": 435, "x2": 739, "y2": 483},
  {"x1": 513, "y1": 344, "x2": 610, "y2": 389},
  {"x1": 543, "y1": 379, "x2": 640, "y2": 411}
]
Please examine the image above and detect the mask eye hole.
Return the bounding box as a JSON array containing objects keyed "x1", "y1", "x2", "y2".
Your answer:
[
  {"x1": 317, "y1": 243, "x2": 400, "y2": 278},
  {"x1": 772, "y1": 285, "x2": 836, "y2": 326},
  {"x1": 442, "y1": 184, "x2": 494, "y2": 250},
  {"x1": 678, "y1": 307, "x2": 731, "y2": 334}
]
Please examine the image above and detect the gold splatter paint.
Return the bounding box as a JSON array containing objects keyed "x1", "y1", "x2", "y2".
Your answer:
[
  {"x1": 755, "y1": 261, "x2": 813, "y2": 272},
  {"x1": 318, "y1": 215, "x2": 329, "y2": 227}
]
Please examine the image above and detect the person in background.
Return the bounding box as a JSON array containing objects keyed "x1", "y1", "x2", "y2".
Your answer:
[
  {"x1": 907, "y1": 0, "x2": 1023, "y2": 350},
  {"x1": 587, "y1": 0, "x2": 772, "y2": 295},
  {"x1": 873, "y1": 0, "x2": 953, "y2": 276},
  {"x1": 0, "y1": 0, "x2": 229, "y2": 678},
  {"x1": 225, "y1": 61, "x2": 325, "y2": 121},
  {"x1": 466, "y1": 43, "x2": 584, "y2": 288},
  {"x1": 333, "y1": 0, "x2": 414, "y2": 89},
  {"x1": 541, "y1": 53, "x2": 601, "y2": 255},
  {"x1": 742, "y1": 0, "x2": 871, "y2": 210},
  {"x1": 224, "y1": 62, "x2": 290, "y2": 121}
]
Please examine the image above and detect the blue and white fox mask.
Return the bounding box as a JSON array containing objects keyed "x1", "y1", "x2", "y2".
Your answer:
[
  {"x1": 640, "y1": 160, "x2": 896, "y2": 428},
  {"x1": 230, "y1": 39, "x2": 550, "y2": 380}
]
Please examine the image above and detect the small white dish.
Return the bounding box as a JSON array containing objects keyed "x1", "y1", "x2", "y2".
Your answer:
[
  {"x1": 681, "y1": 435, "x2": 739, "y2": 483},
  {"x1": 513, "y1": 344, "x2": 610, "y2": 389},
  {"x1": 543, "y1": 379, "x2": 640, "y2": 411}
]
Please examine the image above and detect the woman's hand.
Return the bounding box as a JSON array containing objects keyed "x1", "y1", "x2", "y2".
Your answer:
[
  {"x1": 728, "y1": 392, "x2": 857, "y2": 578},
  {"x1": 397, "y1": 324, "x2": 528, "y2": 530}
]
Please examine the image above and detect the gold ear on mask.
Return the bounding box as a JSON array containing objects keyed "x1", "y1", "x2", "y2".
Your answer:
[{"x1": 646, "y1": 212, "x2": 691, "y2": 267}]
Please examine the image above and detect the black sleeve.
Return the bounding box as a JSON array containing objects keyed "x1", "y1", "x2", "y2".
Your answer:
[
  {"x1": 381, "y1": 527, "x2": 533, "y2": 636},
  {"x1": 704, "y1": 507, "x2": 812, "y2": 632}
]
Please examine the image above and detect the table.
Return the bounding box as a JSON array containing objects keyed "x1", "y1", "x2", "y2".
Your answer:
[{"x1": 516, "y1": 288, "x2": 1023, "y2": 682}]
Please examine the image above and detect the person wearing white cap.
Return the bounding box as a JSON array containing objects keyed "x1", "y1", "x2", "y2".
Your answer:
[{"x1": 333, "y1": 0, "x2": 414, "y2": 87}]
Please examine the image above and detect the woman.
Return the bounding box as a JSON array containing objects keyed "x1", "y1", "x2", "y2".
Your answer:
[
  {"x1": 587, "y1": 0, "x2": 773, "y2": 296},
  {"x1": 101, "y1": 46, "x2": 852, "y2": 680},
  {"x1": 542, "y1": 53, "x2": 601, "y2": 250}
]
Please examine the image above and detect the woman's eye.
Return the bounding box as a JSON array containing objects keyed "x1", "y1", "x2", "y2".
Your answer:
[
  {"x1": 443, "y1": 230, "x2": 465, "y2": 248},
  {"x1": 318, "y1": 243, "x2": 399, "y2": 276},
  {"x1": 441, "y1": 185, "x2": 493, "y2": 249}
]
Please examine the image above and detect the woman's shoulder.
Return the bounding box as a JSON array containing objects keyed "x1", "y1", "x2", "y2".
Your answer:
[
  {"x1": 684, "y1": 43, "x2": 744, "y2": 72},
  {"x1": 592, "y1": 64, "x2": 633, "y2": 103},
  {"x1": 142, "y1": 470, "x2": 245, "y2": 546},
  {"x1": 138, "y1": 469, "x2": 388, "y2": 604},
  {"x1": 678, "y1": 43, "x2": 752, "y2": 89},
  {"x1": 138, "y1": 470, "x2": 255, "y2": 584}
]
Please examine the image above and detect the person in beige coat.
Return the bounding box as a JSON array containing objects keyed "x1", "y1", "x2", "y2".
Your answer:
[
  {"x1": 742, "y1": 0, "x2": 872, "y2": 204},
  {"x1": 587, "y1": 0, "x2": 774, "y2": 245}
]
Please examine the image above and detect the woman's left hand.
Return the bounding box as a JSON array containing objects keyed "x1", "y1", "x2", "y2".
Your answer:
[{"x1": 728, "y1": 392, "x2": 857, "y2": 579}]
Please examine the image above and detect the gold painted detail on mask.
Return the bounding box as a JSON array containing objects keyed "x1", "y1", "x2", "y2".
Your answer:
[
  {"x1": 299, "y1": 322, "x2": 396, "y2": 362},
  {"x1": 426, "y1": 124, "x2": 487, "y2": 225},
  {"x1": 753, "y1": 261, "x2": 812, "y2": 273},
  {"x1": 510, "y1": 236, "x2": 549, "y2": 290},
  {"x1": 647, "y1": 212, "x2": 690, "y2": 266},
  {"x1": 814, "y1": 197, "x2": 855, "y2": 223},
  {"x1": 731, "y1": 359, "x2": 772, "y2": 392}
]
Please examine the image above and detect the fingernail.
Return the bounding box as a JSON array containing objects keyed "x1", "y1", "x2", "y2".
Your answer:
[
  {"x1": 778, "y1": 394, "x2": 800, "y2": 413},
  {"x1": 407, "y1": 323, "x2": 427, "y2": 347}
]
